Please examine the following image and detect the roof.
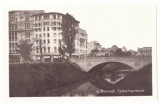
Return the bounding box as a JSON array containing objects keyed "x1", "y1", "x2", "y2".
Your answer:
[
  {"x1": 32, "y1": 12, "x2": 64, "y2": 16},
  {"x1": 32, "y1": 12, "x2": 80, "y2": 23}
]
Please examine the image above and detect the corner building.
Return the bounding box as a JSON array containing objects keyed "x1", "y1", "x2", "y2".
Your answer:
[{"x1": 32, "y1": 12, "x2": 88, "y2": 61}]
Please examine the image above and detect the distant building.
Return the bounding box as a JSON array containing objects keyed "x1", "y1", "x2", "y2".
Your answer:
[
  {"x1": 87, "y1": 41, "x2": 101, "y2": 54},
  {"x1": 73, "y1": 28, "x2": 88, "y2": 57},
  {"x1": 137, "y1": 47, "x2": 152, "y2": 56},
  {"x1": 128, "y1": 50, "x2": 137, "y2": 56},
  {"x1": 122, "y1": 46, "x2": 127, "y2": 52}
]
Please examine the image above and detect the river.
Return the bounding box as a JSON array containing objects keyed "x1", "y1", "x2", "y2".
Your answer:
[{"x1": 41, "y1": 63, "x2": 151, "y2": 96}]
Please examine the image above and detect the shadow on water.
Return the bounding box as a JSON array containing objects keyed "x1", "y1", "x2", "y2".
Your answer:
[{"x1": 41, "y1": 63, "x2": 152, "y2": 96}]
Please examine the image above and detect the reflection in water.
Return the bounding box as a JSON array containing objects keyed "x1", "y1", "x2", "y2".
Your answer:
[
  {"x1": 43, "y1": 63, "x2": 136, "y2": 96},
  {"x1": 62, "y1": 82, "x2": 99, "y2": 96},
  {"x1": 104, "y1": 69, "x2": 134, "y2": 84}
]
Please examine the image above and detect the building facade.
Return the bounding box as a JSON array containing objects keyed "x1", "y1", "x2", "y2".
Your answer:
[
  {"x1": 87, "y1": 41, "x2": 101, "y2": 54},
  {"x1": 73, "y1": 28, "x2": 88, "y2": 57},
  {"x1": 32, "y1": 12, "x2": 64, "y2": 61},
  {"x1": 9, "y1": 11, "x2": 88, "y2": 62},
  {"x1": 9, "y1": 10, "x2": 45, "y2": 62},
  {"x1": 137, "y1": 47, "x2": 152, "y2": 56}
]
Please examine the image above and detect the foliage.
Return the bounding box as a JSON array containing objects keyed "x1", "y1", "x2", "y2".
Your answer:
[
  {"x1": 114, "y1": 48, "x2": 132, "y2": 56},
  {"x1": 58, "y1": 40, "x2": 66, "y2": 59},
  {"x1": 17, "y1": 40, "x2": 33, "y2": 62},
  {"x1": 36, "y1": 39, "x2": 43, "y2": 63},
  {"x1": 61, "y1": 13, "x2": 78, "y2": 57},
  {"x1": 101, "y1": 48, "x2": 106, "y2": 52},
  {"x1": 91, "y1": 48, "x2": 100, "y2": 54}
]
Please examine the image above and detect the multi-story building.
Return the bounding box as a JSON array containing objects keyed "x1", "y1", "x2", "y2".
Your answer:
[
  {"x1": 9, "y1": 10, "x2": 45, "y2": 61},
  {"x1": 9, "y1": 11, "x2": 88, "y2": 62},
  {"x1": 137, "y1": 47, "x2": 152, "y2": 56},
  {"x1": 32, "y1": 12, "x2": 64, "y2": 61},
  {"x1": 73, "y1": 28, "x2": 88, "y2": 57},
  {"x1": 87, "y1": 41, "x2": 101, "y2": 54},
  {"x1": 32, "y1": 12, "x2": 88, "y2": 61}
]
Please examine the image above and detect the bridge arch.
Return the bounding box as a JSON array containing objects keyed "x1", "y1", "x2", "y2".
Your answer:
[
  {"x1": 88, "y1": 62, "x2": 134, "y2": 73},
  {"x1": 71, "y1": 57, "x2": 152, "y2": 72}
]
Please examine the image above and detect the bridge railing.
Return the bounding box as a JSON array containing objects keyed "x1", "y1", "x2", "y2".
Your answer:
[{"x1": 71, "y1": 56, "x2": 152, "y2": 61}]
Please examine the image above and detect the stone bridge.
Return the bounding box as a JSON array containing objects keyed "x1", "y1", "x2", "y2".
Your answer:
[{"x1": 71, "y1": 57, "x2": 152, "y2": 72}]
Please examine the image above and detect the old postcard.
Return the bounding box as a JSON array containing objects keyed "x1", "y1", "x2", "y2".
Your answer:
[{"x1": 0, "y1": 0, "x2": 159, "y2": 104}]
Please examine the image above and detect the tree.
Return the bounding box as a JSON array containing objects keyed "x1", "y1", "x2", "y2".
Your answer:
[
  {"x1": 114, "y1": 48, "x2": 123, "y2": 56},
  {"x1": 35, "y1": 38, "x2": 45, "y2": 63},
  {"x1": 17, "y1": 40, "x2": 33, "y2": 63},
  {"x1": 58, "y1": 40, "x2": 65, "y2": 60},
  {"x1": 61, "y1": 13, "x2": 78, "y2": 58},
  {"x1": 91, "y1": 48, "x2": 100, "y2": 54},
  {"x1": 101, "y1": 48, "x2": 106, "y2": 52}
]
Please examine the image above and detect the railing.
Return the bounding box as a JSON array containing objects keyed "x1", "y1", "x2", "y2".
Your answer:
[{"x1": 71, "y1": 56, "x2": 152, "y2": 61}]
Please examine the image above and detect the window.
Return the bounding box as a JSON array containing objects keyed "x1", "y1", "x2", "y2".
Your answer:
[
  {"x1": 39, "y1": 28, "x2": 41, "y2": 32},
  {"x1": 58, "y1": 22, "x2": 61, "y2": 26},
  {"x1": 54, "y1": 39, "x2": 57, "y2": 44},
  {"x1": 53, "y1": 15, "x2": 56, "y2": 19},
  {"x1": 48, "y1": 39, "x2": 50, "y2": 43},
  {"x1": 57, "y1": 15, "x2": 60, "y2": 19},
  {"x1": 15, "y1": 25, "x2": 17, "y2": 29},
  {"x1": 35, "y1": 28, "x2": 37, "y2": 32},
  {"x1": 43, "y1": 33, "x2": 45, "y2": 37},
  {"x1": 12, "y1": 43, "x2": 14, "y2": 47},
  {"x1": 54, "y1": 21, "x2": 56, "y2": 25},
  {"x1": 44, "y1": 47, "x2": 46, "y2": 53},
  {"x1": 36, "y1": 48, "x2": 38, "y2": 53},
  {"x1": 39, "y1": 16, "x2": 41, "y2": 20},
  {"x1": 43, "y1": 27, "x2": 45, "y2": 31},
  {"x1": 15, "y1": 33, "x2": 17, "y2": 37},
  {"x1": 36, "y1": 40, "x2": 38, "y2": 44},
  {"x1": 36, "y1": 34, "x2": 38, "y2": 38},
  {"x1": 43, "y1": 40, "x2": 46, "y2": 44},
  {"x1": 58, "y1": 33, "x2": 61, "y2": 37},
  {"x1": 54, "y1": 33, "x2": 56, "y2": 37},
  {"x1": 35, "y1": 16, "x2": 37, "y2": 20},
  {"x1": 47, "y1": 27, "x2": 49, "y2": 31},
  {"x1": 54, "y1": 47, "x2": 57, "y2": 53},
  {"x1": 39, "y1": 34, "x2": 41, "y2": 38},
  {"x1": 58, "y1": 27, "x2": 61, "y2": 31},
  {"x1": 59, "y1": 39, "x2": 61, "y2": 43},
  {"x1": 35, "y1": 23, "x2": 37, "y2": 27},
  {"x1": 15, "y1": 43, "x2": 18, "y2": 47},
  {"x1": 15, "y1": 37, "x2": 17, "y2": 41},
  {"x1": 54, "y1": 27, "x2": 56, "y2": 31},
  {"x1": 47, "y1": 33, "x2": 50, "y2": 37},
  {"x1": 48, "y1": 47, "x2": 50, "y2": 53}
]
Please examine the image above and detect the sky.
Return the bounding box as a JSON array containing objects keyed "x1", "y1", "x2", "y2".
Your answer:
[{"x1": 18, "y1": 5, "x2": 158, "y2": 51}]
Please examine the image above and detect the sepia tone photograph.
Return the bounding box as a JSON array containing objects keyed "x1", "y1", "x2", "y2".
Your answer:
[{"x1": 8, "y1": 5, "x2": 155, "y2": 97}]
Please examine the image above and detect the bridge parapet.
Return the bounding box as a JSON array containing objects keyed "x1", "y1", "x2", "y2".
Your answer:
[{"x1": 71, "y1": 57, "x2": 152, "y2": 72}]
